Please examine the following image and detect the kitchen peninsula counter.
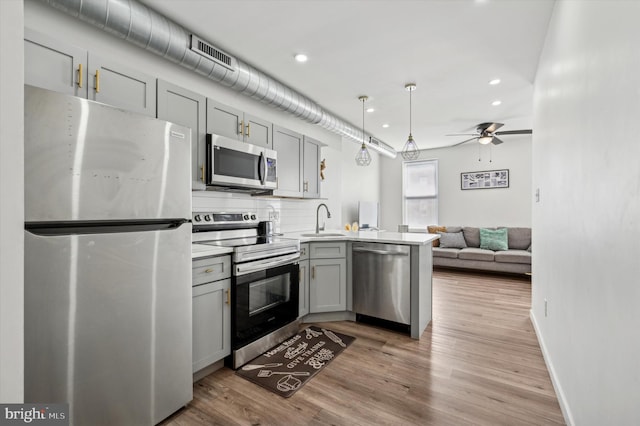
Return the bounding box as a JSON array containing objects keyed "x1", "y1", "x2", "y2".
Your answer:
[
  {"x1": 284, "y1": 230, "x2": 438, "y2": 339},
  {"x1": 283, "y1": 230, "x2": 440, "y2": 245}
]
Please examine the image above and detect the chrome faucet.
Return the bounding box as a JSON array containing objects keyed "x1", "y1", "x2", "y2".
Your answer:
[{"x1": 315, "y1": 203, "x2": 332, "y2": 234}]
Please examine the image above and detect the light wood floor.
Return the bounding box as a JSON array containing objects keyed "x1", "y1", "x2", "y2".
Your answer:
[{"x1": 163, "y1": 269, "x2": 565, "y2": 425}]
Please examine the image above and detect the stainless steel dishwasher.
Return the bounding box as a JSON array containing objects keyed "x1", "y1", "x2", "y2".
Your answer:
[{"x1": 352, "y1": 242, "x2": 411, "y2": 325}]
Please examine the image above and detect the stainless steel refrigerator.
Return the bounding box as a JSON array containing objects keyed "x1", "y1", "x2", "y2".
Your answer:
[{"x1": 24, "y1": 86, "x2": 193, "y2": 425}]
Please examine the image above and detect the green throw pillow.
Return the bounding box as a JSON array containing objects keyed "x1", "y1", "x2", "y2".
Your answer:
[{"x1": 479, "y1": 228, "x2": 509, "y2": 251}]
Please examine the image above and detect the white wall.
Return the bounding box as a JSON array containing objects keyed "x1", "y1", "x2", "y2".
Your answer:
[
  {"x1": 380, "y1": 136, "x2": 532, "y2": 231},
  {"x1": 531, "y1": 1, "x2": 640, "y2": 425},
  {"x1": 0, "y1": 0, "x2": 24, "y2": 403},
  {"x1": 341, "y1": 141, "x2": 381, "y2": 227},
  {"x1": 23, "y1": 0, "x2": 374, "y2": 233}
]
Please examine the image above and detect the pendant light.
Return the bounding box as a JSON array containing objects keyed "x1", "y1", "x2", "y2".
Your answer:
[
  {"x1": 355, "y1": 95, "x2": 372, "y2": 166},
  {"x1": 402, "y1": 83, "x2": 420, "y2": 160}
]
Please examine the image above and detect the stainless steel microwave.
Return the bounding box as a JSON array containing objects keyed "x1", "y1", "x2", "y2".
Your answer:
[{"x1": 205, "y1": 133, "x2": 277, "y2": 193}]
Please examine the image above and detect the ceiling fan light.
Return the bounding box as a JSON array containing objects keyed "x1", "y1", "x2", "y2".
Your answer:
[
  {"x1": 478, "y1": 136, "x2": 493, "y2": 145},
  {"x1": 355, "y1": 143, "x2": 372, "y2": 166}
]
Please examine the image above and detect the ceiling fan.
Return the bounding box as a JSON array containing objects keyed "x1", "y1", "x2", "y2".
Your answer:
[{"x1": 446, "y1": 122, "x2": 532, "y2": 147}]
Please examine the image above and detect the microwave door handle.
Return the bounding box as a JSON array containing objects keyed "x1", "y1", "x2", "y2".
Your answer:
[{"x1": 258, "y1": 151, "x2": 266, "y2": 185}]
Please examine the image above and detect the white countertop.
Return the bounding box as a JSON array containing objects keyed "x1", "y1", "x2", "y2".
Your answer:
[
  {"x1": 191, "y1": 243, "x2": 233, "y2": 259},
  {"x1": 281, "y1": 230, "x2": 440, "y2": 245},
  {"x1": 191, "y1": 231, "x2": 439, "y2": 259}
]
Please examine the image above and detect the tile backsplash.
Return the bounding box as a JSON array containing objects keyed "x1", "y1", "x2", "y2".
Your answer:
[{"x1": 192, "y1": 191, "x2": 339, "y2": 234}]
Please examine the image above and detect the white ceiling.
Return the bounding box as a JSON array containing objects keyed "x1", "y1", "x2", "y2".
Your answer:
[{"x1": 141, "y1": 0, "x2": 555, "y2": 151}]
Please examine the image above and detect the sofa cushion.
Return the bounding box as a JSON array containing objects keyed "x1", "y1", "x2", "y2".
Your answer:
[
  {"x1": 444, "y1": 226, "x2": 462, "y2": 233},
  {"x1": 462, "y1": 227, "x2": 482, "y2": 248},
  {"x1": 427, "y1": 225, "x2": 447, "y2": 247},
  {"x1": 495, "y1": 250, "x2": 532, "y2": 265},
  {"x1": 480, "y1": 228, "x2": 509, "y2": 251},
  {"x1": 432, "y1": 247, "x2": 459, "y2": 259},
  {"x1": 458, "y1": 248, "x2": 495, "y2": 261},
  {"x1": 503, "y1": 227, "x2": 531, "y2": 250},
  {"x1": 439, "y1": 232, "x2": 467, "y2": 249}
]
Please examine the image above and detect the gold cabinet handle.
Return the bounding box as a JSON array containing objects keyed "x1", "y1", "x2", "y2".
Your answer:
[
  {"x1": 238, "y1": 120, "x2": 243, "y2": 136},
  {"x1": 77, "y1": 63, "x2": 83, "y2": 88},
  {"x1": 200, "y1": 164, "x2": 205, "y2": 182},
  {"x1": 225, "y1": 288, "x2": 230, "y2": 305},
  {"x1": 95, "y1": 69, "x2": 100, "y2": 93},
  {"x1": 245, "y1": 122, "x2": 250, "y2": 138},
  {"x1": 204, "y1": 268, "x2": 214, "y2": 273}
]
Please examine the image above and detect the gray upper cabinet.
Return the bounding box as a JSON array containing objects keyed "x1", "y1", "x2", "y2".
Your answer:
[
  {"x1": 272, "y1": 127, "x2": 322, "y2": 198},
  {"x1": 24, "y1": 29, "x2": 86, "y2": 97},
  {"x1": 272, "y1": 125, "x2": 304, "y2": 197},
  {"x1": 24, "y1": 29, "x2": 156, "y2": 117},
  {"x1": 88, "y1": 54, "x2": 156, "y2": 117},
  {"x1": 206, "y1": 98, "x2": 272, "y2": 148},
  {"x1": 303, "y1": 136, "x2": 321, "y2": 199},
  {"x1": 157, "y1": 80, "x2": 207, "y2": 190}
]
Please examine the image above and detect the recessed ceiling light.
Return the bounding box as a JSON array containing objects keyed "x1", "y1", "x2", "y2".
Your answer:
[
  {"x1": 366, "y1": 107, "x2": 375, "y2": 113},
  {"x1": 492, "y1": 100, "x2": 502, "y2": 106},
  {"x1": 294, "y1": 53, "x2": 308, "y2": 63},
  {"x1": 489, "y1": 78, "x2": 501, "y2": 85},
  {"x1": 382, "y1": 124, "x2": 390, "y2": 128}
]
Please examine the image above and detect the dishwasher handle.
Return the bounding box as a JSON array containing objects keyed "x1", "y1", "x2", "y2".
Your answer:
[{"x1": 352, "y1": 247, "x2": 409, "y2": 256}]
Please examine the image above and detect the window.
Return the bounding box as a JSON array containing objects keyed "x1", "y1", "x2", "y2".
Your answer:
[{"x1": 402, "y1": 159, "x2": 438, "y2": 231}]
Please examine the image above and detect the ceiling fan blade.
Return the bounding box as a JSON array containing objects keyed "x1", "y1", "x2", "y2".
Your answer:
[
  {"x1": 477, "y1": 122, "x2": 504, "y2": 133},
  {"x1": 491, "y1": 136, "x2": 504, "y2": 145},
  {"x1": 451, "y1": 137, "x2": 479, "y2": 147},
  {"x1": 494, "y1": 129, "x2": 533, "y2": 135},
  {"x1": 446, "y1": 133, "x2": 479, "y2": 137}
]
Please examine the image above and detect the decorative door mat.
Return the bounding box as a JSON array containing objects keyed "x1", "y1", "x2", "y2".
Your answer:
[{"x1": 236, "y1": 326, "x2": 355, "y2": 398}]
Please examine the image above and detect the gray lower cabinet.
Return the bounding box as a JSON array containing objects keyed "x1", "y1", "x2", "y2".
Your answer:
[
  {"x1": 206, "y1": 98, "x2": 272, "y2": 148},
  {"x1": 157, "y1": 80, "x2": 207, "y2": 190},
  {"x1": 24, "y1": 29, "x2": 156, "y2": 117},
  {"x1": 298, "y1": 244, "x2": 310, "y2": 318},
  {"x1": 309, "y1": 242, "x2": 347, "y2": 313},
  {"x1": 192, "y1": 256, "x2": 231, "y2": 374}
]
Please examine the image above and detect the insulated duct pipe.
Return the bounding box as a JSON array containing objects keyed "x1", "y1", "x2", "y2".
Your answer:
[{"x1": 43, "y1": 0, "x2": 397, "y2": 158}]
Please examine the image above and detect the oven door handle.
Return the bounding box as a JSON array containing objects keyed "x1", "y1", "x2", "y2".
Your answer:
[{"x1": 235, "y1": 252, "x2": 300, "y2": 276}]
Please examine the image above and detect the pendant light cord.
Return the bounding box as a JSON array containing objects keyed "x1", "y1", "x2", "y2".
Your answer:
[
  {"x1": 362, "y1": 97, "x2": 365, "y2": 145},
  {"x1": 409, "y1": 88, "x2": 412, "y2": 136}
]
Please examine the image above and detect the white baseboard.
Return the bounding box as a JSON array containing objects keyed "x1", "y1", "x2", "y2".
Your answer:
[{"x1": 529, "y1": 309, "x2": 575, "y2": 426}]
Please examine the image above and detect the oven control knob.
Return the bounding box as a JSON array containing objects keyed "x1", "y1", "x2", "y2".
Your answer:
[
  {"x1": 250, "y1": 214, "x2": 256, "y2": 220},
  {"x1": 194, "y1": 214, "x2": 201, "y2": 222},
  {"x1": 243, "y1": 214, "x2": 249, "y2": 221},
  {"x1": 204, "y1": 215, "x2": 211, "y2": 222}
]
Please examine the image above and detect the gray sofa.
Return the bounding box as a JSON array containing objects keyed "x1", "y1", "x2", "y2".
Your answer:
[{"x1": 432, "y1": 226, "x2": 531, "y2": 274}]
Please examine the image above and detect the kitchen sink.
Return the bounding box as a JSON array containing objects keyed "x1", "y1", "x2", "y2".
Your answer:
[{"x1": 300, "y1": 233, "x2": 346, "y2": 237}]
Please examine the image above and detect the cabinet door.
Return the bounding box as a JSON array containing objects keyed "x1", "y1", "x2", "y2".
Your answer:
[
  {"x1": 298, "y1": 260, "x2": 310, "y2": 318},
  {"x1": 88, "y1": 54, "x2": 156, "y2": 117},
  {"x1": 244, "y1": 113, "x2": 272, "y2": 148},
  {"x1": 272, "y1": 125, "x2": 303, "y2": 197},
  {"x1": 309, "y1": 258, "x2": 347, "y2": 313},
  {"x1": 192, "y1": 279, "x2": 231, "y2": 373},
  {"x1": 206, "y1": 98, "x2": 243, "y2": 141},
  {"x1": 303, "y1": 136, "x2": 321, "y2": 198},
  {"x1": 24, "y1": 29, "x2": 87, "y2": 98},
  {"x1": 157, "y1": 80, "x2": 207, "y2": 190}
]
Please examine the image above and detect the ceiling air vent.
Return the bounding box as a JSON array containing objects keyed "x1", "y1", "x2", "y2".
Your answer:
[
  {"x1": 369, "y1": 137, "x2": 380, "y2": 146},
  {"x1": 190, "y1": 35, "x2": 235, "y2": 71}
]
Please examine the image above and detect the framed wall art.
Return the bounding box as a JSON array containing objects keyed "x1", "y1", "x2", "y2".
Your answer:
[{"x1": 461, "y1": 169, "x2": 509, "y2": 190}]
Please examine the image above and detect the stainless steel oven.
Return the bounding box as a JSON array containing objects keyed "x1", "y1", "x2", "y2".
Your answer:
[
  {"x1": 192, "y1": 212, "x2": 300, "y2": 368},
  {"x1": 205, "y1": 134, "x2": 277, "y2": 192},
  {"x1": 233, "y1": 256, "x2": 299, "y2": 349}
]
